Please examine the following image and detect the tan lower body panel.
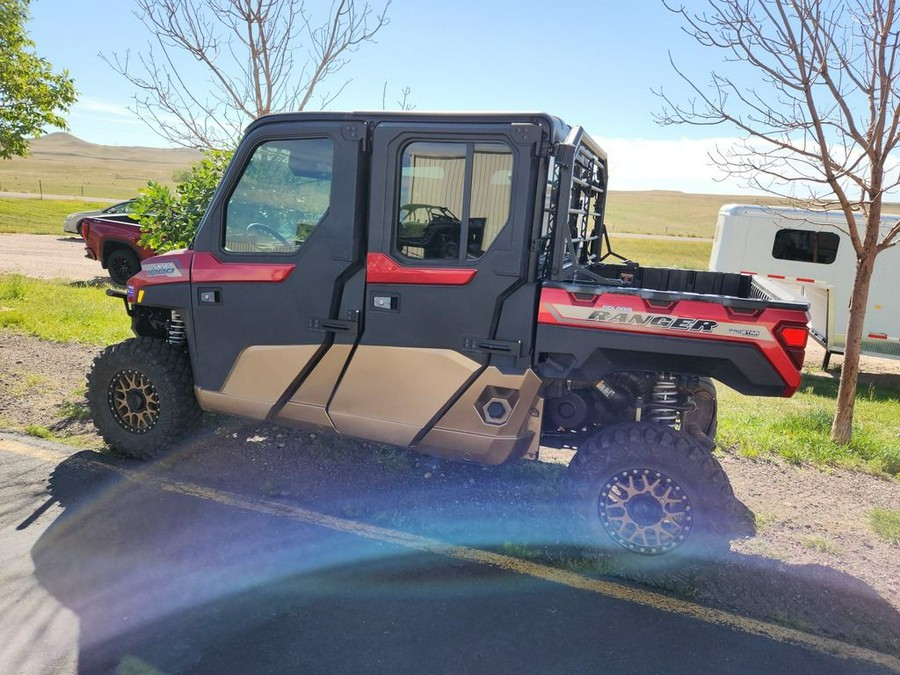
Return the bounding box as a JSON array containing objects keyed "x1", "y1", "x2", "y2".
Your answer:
[
  {"x1": 199, "y1": 343, "x2": 544, "y2": 466},
  {"x1": 418, "y1": 368, "x2": 543, "y2": 465},
  {"x1": 197, "y1": 344, "x2": 321, "y2": 421},
  {"x1": 221, "y1": 345, "x2": 320, "y2": 404},
  {"x1": 277, "y1": 345, "x2": 354, "y2": 431},
  {"x1": 328, "y1": 346, "x2": 482, "y2": 447},
  {"x1": 195, "y1": 388, "x2": 273, "y2": 420}
]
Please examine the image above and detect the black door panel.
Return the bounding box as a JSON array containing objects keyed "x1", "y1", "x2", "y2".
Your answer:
[{"x1": 189, "y1": 122, "x2": 366, "y2": 402}]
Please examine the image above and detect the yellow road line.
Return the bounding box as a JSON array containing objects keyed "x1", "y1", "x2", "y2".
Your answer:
[
  {"x1": 0, "y1": 437, "x2": 70, "y2": 463},
  {"x1": 3, "y1": 438, "x2": 899, "y2": 671}
]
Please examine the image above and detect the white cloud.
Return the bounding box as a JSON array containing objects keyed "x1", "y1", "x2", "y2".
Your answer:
[
  {"x1": 75, "y1": 97, "x2": 136, "y2": 117},
  {"x1": 596, "y1": 136, "x2": 749, "y2": 194}
]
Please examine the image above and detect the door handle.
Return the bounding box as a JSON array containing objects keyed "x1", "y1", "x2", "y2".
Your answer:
[{"x1": 309, "y1": 317, "x2": 357, "y2": 334}]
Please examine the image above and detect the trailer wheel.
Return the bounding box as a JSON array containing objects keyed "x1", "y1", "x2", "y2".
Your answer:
[
  {"x1": 107, "y1": 248, "x2": 141, "y2": 286},
  {"x1": 87, "y1": 337, "x2": 201, "y2": 460},
  {"x1": 565, "y1": 422, "x2": 735, "y2": 577}
]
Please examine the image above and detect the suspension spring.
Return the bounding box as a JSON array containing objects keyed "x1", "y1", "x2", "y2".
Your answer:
[
  {"x1": 648, "y1": 373, "x2": 680, "y2": 428},
  {"x1": 168, "y1": 311, "x2": 186, "y2": 346}
]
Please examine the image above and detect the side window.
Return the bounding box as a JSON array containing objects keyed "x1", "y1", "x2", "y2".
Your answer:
[
  {"x1": 396, "y1": 141, "x2": 512, "y2": 261},
  {"x1": 772, "y1": 228, "x2": 840, "y2": 264},
  {"x1": 225, "y1": 137, "x2": 333, "y2": 254}
]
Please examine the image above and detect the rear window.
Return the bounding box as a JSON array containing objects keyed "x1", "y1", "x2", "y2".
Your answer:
[
  {"x1": 772, "y1": 228, "x2": 840, "y2": 264},
  {"x1": 396, "y1": 141, "x2": 512, "y2": 261}
]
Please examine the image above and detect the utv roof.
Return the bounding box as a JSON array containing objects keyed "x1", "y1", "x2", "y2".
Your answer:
[{"x1": 244, "y1": 111, "x2": 605, "y2": 160}]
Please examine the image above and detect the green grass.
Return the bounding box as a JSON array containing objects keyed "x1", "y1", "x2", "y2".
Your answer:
[
  {"x1": 25, "y1": 424, "x2": 52, "y2": 439},
  {"x1": 868, "y1": 508, "x2": 900, "y2": 544},
  {"x1": 608, "y1": 237, "x2": 712, "y2": 270},
  {"x1": 0, "y1": 197, "x2": 113, "y2": 235},
  {"x1": 0, "y1": 274, "x2": 131, "y2": 345},
  {"x1": 799, "y1": 535, "x2": 842, "y2": 556},
  {"x1": 605, "y1": 191, "x2": 784, "y2": 238},
  {"x1": 718, "y1": 373, "x2": 900, "y2": 477}
]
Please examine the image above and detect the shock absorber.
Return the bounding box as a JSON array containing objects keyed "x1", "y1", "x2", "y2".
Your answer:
[
  {"x1": 168, "y1": 311, "x2": 186, "y2": 346},
  {"x1": 648, "y1": 373, "x2": 680, "y2": 428}
]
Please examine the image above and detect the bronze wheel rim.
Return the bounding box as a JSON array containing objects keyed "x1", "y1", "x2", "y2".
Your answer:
[
  {"x1": 598, "y1": 468, "x2": 694, "y2": 555},
  {"x1": 108, "y1": 369, "x2": 160, "y2": 433}
]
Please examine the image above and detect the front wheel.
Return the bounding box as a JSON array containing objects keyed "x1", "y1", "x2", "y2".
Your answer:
[
  {"x1": 107, "y1": 248, "x2": 141, "y2": 286},
  {"x1": 87, "y1": 338, "x2": 202, "y2": 460},
  {"x1": 565, "y1": 422, "x2": 737, "y2": 577}
]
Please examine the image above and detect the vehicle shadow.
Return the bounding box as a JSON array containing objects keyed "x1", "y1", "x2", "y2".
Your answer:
[
  {"x1": 690, "y1": 553, "x2": 900, "y2": 656},
  {"x1": 28, "y1": 433, "x2": 900, "y2": 671},
  {"x1": 68, "y1": 276, "x2": 113, "y2": 288}
]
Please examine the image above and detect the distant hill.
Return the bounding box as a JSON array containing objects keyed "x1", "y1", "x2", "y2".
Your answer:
[
  {"x1": 0, "y1": 133, "x2": 202, "y2": 200},
  {"x1": 29, "y1": 132, "x2": 202, "y2": 165}
]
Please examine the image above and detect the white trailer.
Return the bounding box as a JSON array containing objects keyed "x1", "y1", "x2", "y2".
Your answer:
[{"x1": 710, "y1": 204, "x2": 900, "y2": 366}]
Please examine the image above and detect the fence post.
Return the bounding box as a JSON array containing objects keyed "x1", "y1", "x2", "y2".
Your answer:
[{"x1": 39, "y1": 180, "x2": 43, "y2": 199}]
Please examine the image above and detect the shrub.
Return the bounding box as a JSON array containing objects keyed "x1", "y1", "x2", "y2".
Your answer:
[{"x1": 135, "y1": 149, "x2": 233, "y2": 253}]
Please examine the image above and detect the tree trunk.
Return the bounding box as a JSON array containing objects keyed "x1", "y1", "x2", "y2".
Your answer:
[{"x1": 830, "y1": 253, "x2": 876, "y2": 444}]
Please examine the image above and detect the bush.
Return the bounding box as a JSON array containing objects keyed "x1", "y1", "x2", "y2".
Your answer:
[{"x1": 135, "y1": 149, "x2": 233, "y2": 253}]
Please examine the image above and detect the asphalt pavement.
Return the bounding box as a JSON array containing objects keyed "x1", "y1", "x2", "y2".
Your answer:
[{"x1": 1, "y1": 433, "x2": 897, "y2": 674}]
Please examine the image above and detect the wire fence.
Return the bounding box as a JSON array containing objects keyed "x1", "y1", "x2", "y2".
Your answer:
[{"x1": 0, "y1": 174, "x2": 169, "y2": 201}]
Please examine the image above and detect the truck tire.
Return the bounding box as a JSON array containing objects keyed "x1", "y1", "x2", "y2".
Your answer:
[
  {"x1": 107, "y1": 248, "x2": 141, "y2": 286},
  {"x1": 565, "y1": 422, "x2": 736, "y2": 577},
  {"x1": 87, "y1": 337, "x2": 201, "y2": 460}
]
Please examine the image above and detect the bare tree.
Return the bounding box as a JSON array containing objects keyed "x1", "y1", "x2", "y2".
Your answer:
[
  {"x1": 655, "y1": 0, "x2": 900, "y2": 444},
  {"x1": 381, "y1": 82, "x2": 415, "y2": 110},
  {"x1": 104, "y1": 0, "x2": 390, "y2": 148}
]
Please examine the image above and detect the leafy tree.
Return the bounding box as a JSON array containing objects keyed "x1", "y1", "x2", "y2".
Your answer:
[
  {"x1": 656, "y1": 0, "x2": 900, "y2": 444},
  {"x1": 0, "y1": 0, "x2": 76, "y2": 158},
  {"x1": 104, "y1": 0, "x2": 389, "y2": 149},
  {"x1": 135, "y1": 149, "x2": 233, "y2": 252}
]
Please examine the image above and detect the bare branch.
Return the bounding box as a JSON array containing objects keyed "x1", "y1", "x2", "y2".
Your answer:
[
  {"x1": 102, "y1": 0, "x2": 390, "y2": 148},
  {"x1": 657, "y1": 0, "x2": 900, "y2": 444}
]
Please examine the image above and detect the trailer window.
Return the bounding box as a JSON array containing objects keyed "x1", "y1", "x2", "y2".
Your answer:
[
  {"x1": 772, "y1": 228, "x2": 840, "y2": 264},
  {"x1": 224, "y1": 138, "x2": 333, "y2": 254},
  {"x1": 396, "y1": 141, "x2": 512, "y2": 261}
]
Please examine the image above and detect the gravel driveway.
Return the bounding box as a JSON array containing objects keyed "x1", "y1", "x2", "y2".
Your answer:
[{"x1": 0, "y1": 234, "x2": 106, "y2": 282}]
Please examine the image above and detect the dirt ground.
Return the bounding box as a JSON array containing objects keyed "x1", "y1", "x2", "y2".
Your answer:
[
  {"x1": 0, "y1": 234, "x2": 107, "y2": 281},
  {"x1": 1, "y1": 329, "x2": 899, "y2": 657}
]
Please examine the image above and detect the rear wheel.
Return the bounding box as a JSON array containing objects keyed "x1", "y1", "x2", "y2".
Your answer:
[
  {"x1": 565, "y1": 422, "x2": 736, "y2": 577},
  {"x1": 107, "y1": 248, "x2": 140, "y2": 285},
  {"x1": 87, "y1": 337, "x2": 201, "y2": 460}
]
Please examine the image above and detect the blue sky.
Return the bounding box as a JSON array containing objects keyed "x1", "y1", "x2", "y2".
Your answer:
[{"x1": 27, "y1": 0, "x2": 752, "y2": 193}]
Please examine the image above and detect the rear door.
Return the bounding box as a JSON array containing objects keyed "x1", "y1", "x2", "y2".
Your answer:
[
  {"x1": 327, "y1": 120, "x2": 544, "y2": 446},
  {"x1": 189, "y1": 119, "x2": 367, "y2": 423}
]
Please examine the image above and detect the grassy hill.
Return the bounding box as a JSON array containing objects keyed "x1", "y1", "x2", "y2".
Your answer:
[
  {"x1": 0, "y1": 133, "x2": 202, "y2": 200},
  {"x1": 605, "y1": 190, "x2": 785, "y2": 239}
]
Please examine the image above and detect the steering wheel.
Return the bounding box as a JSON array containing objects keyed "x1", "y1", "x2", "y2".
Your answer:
[{"x1": 246, "y1": 222, "x2": 290, "y2": 246}]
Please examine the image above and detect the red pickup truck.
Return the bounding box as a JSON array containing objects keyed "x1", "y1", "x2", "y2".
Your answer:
[{"x1": 81, "y1": 216, "x2": 155, "y2": 285}]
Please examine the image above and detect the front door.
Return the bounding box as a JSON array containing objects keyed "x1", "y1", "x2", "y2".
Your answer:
[{"x1": 189, "y1": 119, "x2": 366, "y2": 426}]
